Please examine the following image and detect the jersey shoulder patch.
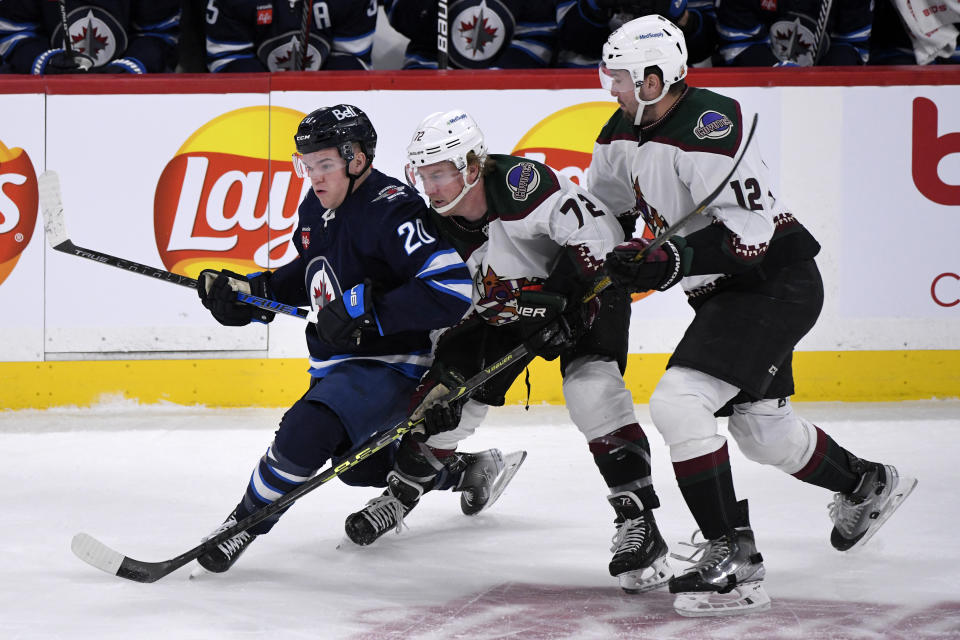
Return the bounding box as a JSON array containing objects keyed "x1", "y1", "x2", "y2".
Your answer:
[
  {"x1": 485, "y1": 154, "x2": 561, "y2": 221},
  {"x1": 650, "y1": 88, "x2": 743, "y2": 158},
  {"x1": 596, "y1": 108, "x2": 638, "y2": 146}
]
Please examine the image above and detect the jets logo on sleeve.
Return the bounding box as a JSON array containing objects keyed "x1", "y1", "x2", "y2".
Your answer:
[
  {"x1": 694, "y1": 111, "x2": 735, "y2": 140},
  {"x1": 371, "y1": 185, "x2": 409, "y2": 203}
]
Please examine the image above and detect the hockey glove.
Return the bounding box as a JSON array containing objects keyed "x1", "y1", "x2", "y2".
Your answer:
[
  {"x1": 519, "y1": 288, "x2": 600, "y2": 361},
  {"x1": 198, "y1": 269, "x2": 276, "y2": 326},
  {"x1": 409, "y1": 363, "x2": 469, "y2": 440},
  {"x1": 605, "y1": 237, "x2": 693, "y2": 294},
  {"x1": 315, "y1": 280, "x2": 381, "y2": 352},
  {"x1": 34, "y1": 49, "x2": 94, "y2": 75}
]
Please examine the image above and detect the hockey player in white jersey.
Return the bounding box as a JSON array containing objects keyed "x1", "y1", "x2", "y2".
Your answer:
[
  {"x1": 344, "y1": 109, "x2": 674, "y2": 594},
  {"x1": 591, "y1": 14, "x2": 917, "y2": 616}
]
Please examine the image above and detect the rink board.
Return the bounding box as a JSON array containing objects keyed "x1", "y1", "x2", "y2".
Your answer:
[{"x1": 0, "y1": 68, "x2": 958, "y2": 408}]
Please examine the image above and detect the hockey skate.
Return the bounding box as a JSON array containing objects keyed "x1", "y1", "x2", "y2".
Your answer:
[
  {"x1": 669, "y1": 501, "x2": 770, "y2": 617},
  {"x1": 457, "y1": 449, "x2": 527, "y2": 516},
  {"x1": 195, "y1": 509, "x2": 257, "y2": 574},
  {"x1": 607, "y1": 491, "x2": 671, "y2": 593},
  {"x1": 829, "y1": 462, "x2": 917, "y2": 552},
  {"x1": 344, "y1": 470, "x2": 424, "y2": 546}
]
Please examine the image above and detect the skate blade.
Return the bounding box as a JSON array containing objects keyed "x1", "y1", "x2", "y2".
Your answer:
[
  {"x1": 673, "y1": 582, "x2": 771, "y2": 617},
  {"x1": 847, "y1": 475, "x2": 918, "y2": 552},
  {"x1": 619, "y1": 557, "x2": 673, "y2": 594},
  {"x1": 188, "y1": 564, "x2": 209, "y2": 580},
  {"x1": 464, "y1": 450, "x2": 527, "y2": 516}
]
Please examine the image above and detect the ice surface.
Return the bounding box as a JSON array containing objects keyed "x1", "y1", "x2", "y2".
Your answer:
[{"x1": 1, "y1": 400, "x2": 958, "y2": 639}]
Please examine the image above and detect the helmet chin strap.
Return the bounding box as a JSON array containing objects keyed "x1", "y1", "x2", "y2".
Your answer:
[
  {"x1": 344, "y1": 153, "x2": 373, "y2": 197},
  {"x1": 633, "y1": 83, "x2": 671, "y2": 125},
  {"x1": 432, "y1": 167, "x2": 482, "y2": 214}
]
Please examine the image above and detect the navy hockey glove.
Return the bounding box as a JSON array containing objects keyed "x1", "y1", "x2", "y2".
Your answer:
[
  {"x1": 198, "y1": 269, "x2": 275, "y2": 326},
  {"x1": 315, "y1": 280, "x2": 381, "y2": 351},
  {"x1": 605, "y1": 237, "x2": 693, "y2": 293},
  {"x1": 33, "y1": 49, "x2": 94, "y2": 75},
  {"x1": 408, "y1": 363, "x2": 468, "y2": 440}
]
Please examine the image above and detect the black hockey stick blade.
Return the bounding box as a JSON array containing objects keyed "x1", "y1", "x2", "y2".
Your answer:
[
  {"x1": 583, "y1": 112, "x2": 759, "y2": 302},
  {"x1": 37, "y1": 170, "x2": 310, "y2": 320},
  {"x1": 71, "y1": 342, "x2": 532, "y2": 583}
]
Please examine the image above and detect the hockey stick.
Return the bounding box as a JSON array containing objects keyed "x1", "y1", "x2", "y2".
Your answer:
[
  {"x1": 583, "y1": 112, "x2": 759, "y2": 301},
  {"x1": 38, "y1": 171, "x2": 310, "y2": 321},
  {"x1": 437, "y1": 0, "x2": 449, "y2": 69},
  {"x1": 57, "y1": 0, "x2": 74, "y2": 56},
  {"x1": 297, "y1": 0, "x2": 311, "y2": 71},
  {"x1": 810, "y1": 0, "x2": 834, "y2": 65},
  {"x1": 70, "y1": 341, "x2": 532, "y2": 583}
]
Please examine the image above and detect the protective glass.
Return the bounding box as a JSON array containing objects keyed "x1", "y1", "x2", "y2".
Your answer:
[
  {"x1": 292, "y1": 152, "x2": 347, "y2": 179},
  {"x1": 599, "y1": 62, "x2": 635, "y2": 93},
  {"x1": 403, "y1": 161, "x2": 463, "y2": 194}
]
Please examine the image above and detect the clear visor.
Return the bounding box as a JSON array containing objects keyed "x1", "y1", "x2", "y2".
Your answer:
[
  {"x1": 403, "y1": 161, "x2": 463, "y2": 194},
  {"x1": 292, "y1": 152, "x2": 347, "y2": 179},
  {"x1": 599, "y1": 62, "x2": 635, "y2": 93}
]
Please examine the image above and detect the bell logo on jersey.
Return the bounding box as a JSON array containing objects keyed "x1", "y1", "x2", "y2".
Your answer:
[
  {"x1": 912, "y1": 97, "x2": 960, "y2": 206},
  {"x1": 694, "y1": 111, "x2": 734, "y2": 140},
  {"x1": 0, "y1": 138, "x2": 38, "y2": 287},
  {"x1": 154, "y1": 106, "x2": 309, "y2": 278}
]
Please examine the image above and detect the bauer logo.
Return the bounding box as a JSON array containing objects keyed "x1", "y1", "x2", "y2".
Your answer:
[
  {"x1": 154, "y1": 106, "x2": 309, "y2": 278},
  {"x1": 0, "y1": 138, "x2": 38, "y2": 287}
]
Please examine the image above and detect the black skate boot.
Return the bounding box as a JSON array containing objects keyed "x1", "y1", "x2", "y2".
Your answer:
[
  {"x1": 455, "y1": 448, "x2": 527, "y2": 516},
  {"x1": 344, "y1": 470, "x2": 424, "y2": 546},
  {"x1": 607, "y1": 491, "x2": 671, "y2": 593},
  {"x1": 196, "y1": 509, "x2": 257, "y2": 574},
  {"x1": 669, "y1": 500, "x2": 770, "y2": 617},
  {"x1": 829, "y1": 461, "x2": 917, "y2": 551}
]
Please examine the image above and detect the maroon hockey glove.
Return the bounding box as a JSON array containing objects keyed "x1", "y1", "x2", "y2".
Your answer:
[
  {"x1": 408, "y1": 363, "x2": 468, "y2": 440},
  {"x1": 605, "y1": 237, "x2": 692, "y2": 293},
  {"x1": 198, "y1": 269, "x2": 275, "y2": 326}
]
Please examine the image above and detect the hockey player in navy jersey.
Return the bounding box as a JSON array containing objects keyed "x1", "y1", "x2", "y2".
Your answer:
[
  {"x1": 715, "y1": 0, "x2": 873, "y2": 66},
  {"x1": 204, "y1": 0, "x2": 376, "y2": 72},
  {"x1": 193, "y1": 104, "x2": 523, "y2": 574},
  {"x1": 0, "y1": 0, "x2": 179, "y2": 74},
  {"x1": 342, "y1": 109, "x2": 674, "y2": 595},
  {"x1": 594, "y1": 15, "x2": 916, "y2": 615}
]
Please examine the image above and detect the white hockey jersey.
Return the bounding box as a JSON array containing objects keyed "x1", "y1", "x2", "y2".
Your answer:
[
  {"x1": 588, "y1": 87, "x2": 818, "y2": 300},
  {"x1": 428, "y1": 154, "x2": 623, "y2": 324}
]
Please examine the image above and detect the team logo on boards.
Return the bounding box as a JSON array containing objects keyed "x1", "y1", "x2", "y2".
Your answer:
[
  {"x1": 0, "y1": 138, "x2": 38, "y2": 287},
  {"x1": 694, "y1": 111, "x2": 734, "y2": 140},
  {"x1": 154, "y1": 106, "x2": 308, "y2": 279},
  {"x1": 506, "y1": 162, "x2": 540, "y2": 201}
]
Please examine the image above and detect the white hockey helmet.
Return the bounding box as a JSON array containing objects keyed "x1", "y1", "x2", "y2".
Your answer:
[
  {"x1": 600, "y1": 14, "x2": 688, "y2": 115},
  {"x1": 405, "y1": 109, "x2": 487, "y2": 213}
]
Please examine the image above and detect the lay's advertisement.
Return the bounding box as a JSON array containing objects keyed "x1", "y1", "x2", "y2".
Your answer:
[{"x1": 2, "y1": 84, "x2": 959, "y2": 402}]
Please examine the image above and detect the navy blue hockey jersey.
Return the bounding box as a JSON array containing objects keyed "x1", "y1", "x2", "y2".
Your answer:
[
  {"x1": 0, "y1": 0, "x2": 179, "y2": 74},
  {"x1": 204, "y1": 0, "x2": 377, "y2": 72},
  {"x1": 384, "y1": 0, "x2": 559, "y2": 69},
  {"x1": 268, "y1": 169, "x2": 472, "y2": 380}
]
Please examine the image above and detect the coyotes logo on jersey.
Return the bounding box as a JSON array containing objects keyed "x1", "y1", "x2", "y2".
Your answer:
[
  {"x1": 474, "y1": 265, "x2": 529, "y2": 325},
  {"x1": 633, "y1": 177, "x2": 668, "y2": 237}
]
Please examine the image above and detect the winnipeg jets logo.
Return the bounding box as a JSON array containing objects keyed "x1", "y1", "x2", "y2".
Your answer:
[
  {"x1": 257, "y1": 33, "x2": 328, "y2": 71},
  {"x1": 372, "y1": 185, "x2": 408, "y2": 203},
  {"x1": 306, "y1": 256, "x2": 341, "y2": 311},
  {"x1": 449, "y1": 0, "x2": 514, "y2": 68},
  {"x1": 56, "y1": 8, "x2": 126, "y2": 67}
]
